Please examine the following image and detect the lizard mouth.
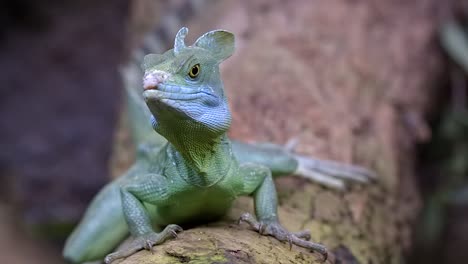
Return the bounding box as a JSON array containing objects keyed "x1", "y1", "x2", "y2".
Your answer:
[
  {"x1": 143, "y1": 70, "x2": 170, "y2": 91},
  {"x1": 143, "y1": 85, "x2": 219, "y2": 121},
  {"x1": 143, "y1": 85, "x2": 216, "y2": 102},
  {"x1": 142, "y1": 70, "x2": 220, "y2": 118}
]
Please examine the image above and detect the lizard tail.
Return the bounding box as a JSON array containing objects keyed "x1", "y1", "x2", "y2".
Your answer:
[{"x1": 63, "y1": 179, "x2": 128, "y2": 263}]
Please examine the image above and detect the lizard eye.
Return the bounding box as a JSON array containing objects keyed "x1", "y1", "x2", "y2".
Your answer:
[{"x1": 188, "y1": 64, "x2": 200, "y2": 79}]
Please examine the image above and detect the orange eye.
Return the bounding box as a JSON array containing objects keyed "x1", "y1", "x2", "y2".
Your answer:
[{"x1": 188, "y1": 64, "x2": 200, "y2": 78}]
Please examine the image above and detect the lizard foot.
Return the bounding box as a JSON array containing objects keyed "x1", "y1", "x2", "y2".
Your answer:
[
  {"x1": 104, "y1": 224, "x2": 182, "y2": 263},
  {"x1": 239, "y1": 212, "x2": 328, "y2": 262},
  {"x1": 285, "y1": 137, "x2": 376, "y2": 189},
  {"x1": 294, "y1": 154, "x2": 376, "y2": 189}
]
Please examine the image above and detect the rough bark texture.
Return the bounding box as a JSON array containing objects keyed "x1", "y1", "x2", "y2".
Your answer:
[{"x1": 110, "y1": 0, "x2": 444, "y2": 263}]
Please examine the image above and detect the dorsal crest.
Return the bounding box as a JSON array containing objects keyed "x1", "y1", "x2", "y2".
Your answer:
[{"x1": 173, "y1": 27, "x2": 235, "y2": 62}]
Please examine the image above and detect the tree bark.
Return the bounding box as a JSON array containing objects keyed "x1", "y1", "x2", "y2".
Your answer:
[{"x1": 110, "y1": 0, "x2": 444, "y2": 263}]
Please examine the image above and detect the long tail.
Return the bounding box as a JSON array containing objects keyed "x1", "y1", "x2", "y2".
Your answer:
[{"x1": 63, "y1": 177, "x2": 128, "y2": 263}]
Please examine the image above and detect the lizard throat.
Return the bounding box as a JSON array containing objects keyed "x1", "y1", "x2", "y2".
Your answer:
[{"x1": 167, "y1": 135, "x2": 233, "y2": 188}]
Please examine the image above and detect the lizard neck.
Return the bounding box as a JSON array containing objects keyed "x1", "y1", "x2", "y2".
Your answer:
[{"x1": 166, "y1": 133, "x2": 233, "y2": 187}]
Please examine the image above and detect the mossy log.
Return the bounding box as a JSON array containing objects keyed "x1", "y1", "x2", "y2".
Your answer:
[{"x1": 109, "y1": 0, "x2": 444, "y2": 263}]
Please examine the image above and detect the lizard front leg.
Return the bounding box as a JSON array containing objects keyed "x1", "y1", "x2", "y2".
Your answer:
[
  {"x1": 104, "y1": 174, "x2": 182, "y2": 263},
  {"x1": 238, "y1": 163, "x2": 328, "y2": 261}
]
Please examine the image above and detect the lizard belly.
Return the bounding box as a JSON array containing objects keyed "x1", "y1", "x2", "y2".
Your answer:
[{"x1": 150, "y1": 187, "x2": 234, "y2": 226}]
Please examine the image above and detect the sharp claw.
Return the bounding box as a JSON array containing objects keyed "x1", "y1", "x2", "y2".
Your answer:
[
  {"x1": 238, "y1": 213, "x2": 330, "y2": 261},
  {"x1": 285, "y1": 137, "x2": 300, "y2": 152},
  {"x1": 309, "y1": 243, "x2": 328, "y2": 263},
  {"x1": 146, "y1": 241, "x2": 154, "y2": 253},
  {"x1": 294, "y1": 230, "x2": 311, "y2": 240},
  {"x1": 322, "y1": 251, "x2": 328, "y2": 263},
  {"x1": 170, "y1": 230, "x2": 178, "y2": 238},
  {"x1": 258, "y1": 222, "x2": 265, "y2": 234},
  {"x1": 238, "y1": 213, "x2": 259, "y2": 230},
  {"x1": 104, "y1": 255, "x2": 113, "y2": 264},
  {"x1": 238, "y1": 213, "x2": 329, "y2": 261},
  {"x1": 238, "y1": 216, "x2": 245, "y2": 225}
]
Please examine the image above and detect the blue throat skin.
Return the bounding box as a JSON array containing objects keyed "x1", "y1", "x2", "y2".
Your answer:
[{"x1": 63, "y1": 27, "x2": 374, "y2": 264}]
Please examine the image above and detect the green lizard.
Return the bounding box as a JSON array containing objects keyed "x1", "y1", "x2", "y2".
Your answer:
[{"x1": 63, "y1": 27, "x2": 374, "y2": 263}]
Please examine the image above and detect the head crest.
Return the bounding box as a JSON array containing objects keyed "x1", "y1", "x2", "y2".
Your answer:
[
  {"x1": 173, "y1": 27, "x2": 235, "y2": 62},
  {"x1": 194, "y1": 29, "x2": 235, "y2": 62},
  {"x1": 174, "y1": 27, "x2": 188, "y2": 54}
]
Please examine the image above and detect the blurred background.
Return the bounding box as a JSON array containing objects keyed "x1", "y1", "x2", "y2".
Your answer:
[{"x1": 0, "y1": 0, "x2": 467, "y2": 263}]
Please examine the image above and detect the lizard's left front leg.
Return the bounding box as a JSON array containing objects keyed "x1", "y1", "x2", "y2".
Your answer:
[{"x1": 238, "y1": 163, "x2": 328, "y2": 261}]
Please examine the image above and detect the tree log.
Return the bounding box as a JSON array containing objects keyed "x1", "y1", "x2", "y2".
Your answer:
[{"x1": 110, "y1": 0, "x2": 444, "y2": 263}]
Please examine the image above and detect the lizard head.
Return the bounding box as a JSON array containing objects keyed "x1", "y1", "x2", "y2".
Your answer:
[{"x1": 142, "y1": 27, "x2": 234, "y2": 138}]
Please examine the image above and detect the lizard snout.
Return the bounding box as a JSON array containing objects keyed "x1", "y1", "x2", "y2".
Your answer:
[{"x1": 143, "y1": 70, "x2": 170, "y2": 91}]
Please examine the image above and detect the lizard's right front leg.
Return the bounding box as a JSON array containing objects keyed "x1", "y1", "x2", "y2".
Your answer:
[{"x1": 104, "y1": 174, "x2": 182, "y2": 263}]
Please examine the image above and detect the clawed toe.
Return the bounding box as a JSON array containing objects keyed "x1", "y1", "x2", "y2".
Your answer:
[
  {"x1": 238, "y1": 213, "x2": 327, "y2": 261},
  {"x1": 238, "y1": 212, "x2": 260, "y2": 230},
  {"x1": 293, "y1": 230, "x2": 311, "y2": 240},
  {"x1": 290, "y1": 235, "x2": 328, "y2": 262},
  {"x1": 103, "y1": 225, "x2": 183, "y2": 263}
]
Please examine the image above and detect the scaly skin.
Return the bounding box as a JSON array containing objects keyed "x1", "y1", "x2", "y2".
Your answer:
[{"x1": 63, "y1": 27, "x2": 374, "y2": 263}]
